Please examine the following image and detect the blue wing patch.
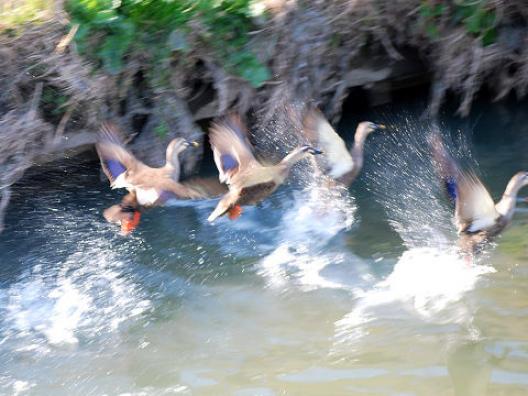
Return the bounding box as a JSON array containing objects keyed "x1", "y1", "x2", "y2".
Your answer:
[
  {"x1": 157, "y1": 190, "x2": 174, "y2": 204},
  {"x1": 220, "y1": 154, "x2": 239, "y2": 173},
  {"x1": 106, "y1": 159, "x2": 127, "y2": 180},
  {"x1": 445, "y1": 177, "x2": 457, "y2": 202}
]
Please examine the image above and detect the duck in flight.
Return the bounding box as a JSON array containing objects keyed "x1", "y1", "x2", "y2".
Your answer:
[
  {"x1": 430, "y1": 132, "x2": 528, "y2": 255},
  {"x1": 96, "y1": 122, "x2": 226, "y2": 233},
  {"x1": 301, "y1": 108, "x2": 385, "y2": 186},
  {"x1": 207, "y1": 114, "x2": 323, "y2": 222}
]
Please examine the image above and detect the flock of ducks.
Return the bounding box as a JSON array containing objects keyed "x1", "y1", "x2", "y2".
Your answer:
[{"x1": 95, "y1": 108, "x2": 528, "y2": 257}]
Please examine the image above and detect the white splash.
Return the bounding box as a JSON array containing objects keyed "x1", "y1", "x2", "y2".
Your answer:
[
  {"x1": 3, "y1": 248, "x2": 151, "y2": 348},
  {"x1": 279, "y1": 184, "x2": 356, "y2": 244},
  {"x1": 258, "y1": 182, "x2": 360, "y2": 290},
  {"x1": 12, "y1": 380, "x2": 34, "y2": 396},
  {"x1": 260, "y1": 244, "x2": 349, "y2": 290},
  {"x1": 334, "y1": 247, "x2": 495, "y2": 346}
]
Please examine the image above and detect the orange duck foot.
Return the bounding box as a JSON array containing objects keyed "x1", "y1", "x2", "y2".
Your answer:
[
  {"x1": 228, "y1": 205, "x2": 243, "y2": 220},
  {"x1": 121, "y1": 211, "x2": 141, "y2": 234}
]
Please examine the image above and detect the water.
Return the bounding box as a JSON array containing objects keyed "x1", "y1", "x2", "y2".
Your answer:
[{"x1": 0, "y1": 97, "x2": 527, "y2": 395}]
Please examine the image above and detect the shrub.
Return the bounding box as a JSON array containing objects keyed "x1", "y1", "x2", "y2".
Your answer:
[{"x1": 66, "y1": 0, "x2": 270, "y2": 87}]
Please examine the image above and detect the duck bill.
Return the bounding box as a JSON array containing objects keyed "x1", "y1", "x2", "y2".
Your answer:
[
  {"x1": 185, "y1": 140, "x2": 200, "y2": 148},
  {"x1": 375, "y1": 123, "x2": 387, "y2": 131}
]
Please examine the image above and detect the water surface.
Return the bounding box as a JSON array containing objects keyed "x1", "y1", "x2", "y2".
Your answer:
[{"x1": 0, "y1": 98, "x2": 527, "y2": 395}]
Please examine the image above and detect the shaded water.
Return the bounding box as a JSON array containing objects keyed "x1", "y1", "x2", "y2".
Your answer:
[{"x1": 1, "y1": 97, "x2": 527, "y2": 395}]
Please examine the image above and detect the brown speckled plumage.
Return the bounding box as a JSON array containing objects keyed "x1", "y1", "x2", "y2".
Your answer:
[{"x1": 207, "y1": 114, "x2": 322, "y2": 222}]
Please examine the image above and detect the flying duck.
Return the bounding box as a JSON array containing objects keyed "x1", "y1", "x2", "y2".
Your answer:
[
  {"x1": 302, "y1": 108, "x2": 385, "y2": 186},
  {"x1": 207, "y1": 114, "x2": 322, "y2": 222},
  {"x1": 96, "y1": 122, "x2": 226, "y2": 233},
  {"x1": 430, "y1": 133, "x2": 528, "y2": 255}
]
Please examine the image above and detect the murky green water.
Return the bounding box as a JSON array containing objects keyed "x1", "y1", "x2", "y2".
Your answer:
[{"x1": 0, "y1": 97, "x2": 527, "y2": 395}]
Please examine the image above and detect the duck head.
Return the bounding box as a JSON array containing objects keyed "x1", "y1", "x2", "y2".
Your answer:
[
  {"x1": 166, "y1": 138, "x2": 200, "y2": 165},
  {"x1": 281, "y1": 145, "x2": 323, "y2": 167},
  {"x1": 506, "y1": 171, "x2": 528, "y2": 194},
  {"x1": 355, "y1": 121, "x2": 386, "y2": 143}
]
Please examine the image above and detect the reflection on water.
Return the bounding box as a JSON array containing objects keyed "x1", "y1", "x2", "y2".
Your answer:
[{"x1": 0, "y1": 98, "x2": 527, "y2": 395}]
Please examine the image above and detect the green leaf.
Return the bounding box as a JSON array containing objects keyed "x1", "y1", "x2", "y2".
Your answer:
[
  {"x1": 91, "y1": 9, "x2": 119, "y2": 25},
  {"x1": 433, "y1": 4, "x2": 445, "y2": 17},
  {"x1": 238, "y1": 59, "x2": 270, "y2": 88},
  {"x1": 419, "y1": 3, "x2": 433, "y2": 18},
  {"x1": 481, "y1": 11, "x2": 496, "y2": 31},
  {"x1": 464, "y1": 11, "x2": 482, "y2": 34},
  {"x1": 426, "y1": 23, "x2": 440, "y2": 40},
  {"x1": 98, "y1": 38, "x2": 124, "y2": 74},
  {"x1": 154, "y1": 122, "x2": 169, "y2": 138},
  {"x1": 482, "y1": 28, "x2": 497, "y2": 46},
  {"x1": 73, "y1": 23, "x2": 91, "y2": 54},
  {"x1": 453, "y1": 4, "x2": 475, "y2": 24},
  {"x1": 98, "y1": 23, "x2": 134, "y2": 74}
]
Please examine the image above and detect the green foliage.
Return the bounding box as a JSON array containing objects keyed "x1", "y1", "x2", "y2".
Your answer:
[
  {"x1": 418, "y1": 3, "x2": 442, "y2": 40},
  {"x1": 419, "y1": 1, "x2": 498, "y2": 46},
  {"x1": 66, "y1": 0, "x2": 270, "y2": 87},
  {"x1": 41, "y1": 86, "x2": 69, "y2": 118},
  {"x1": 456, "y1": 1, "x2": 497, "y2": 46},
  {"x1": 154, "y1": 122, "x2": 169, "y2": 139}
]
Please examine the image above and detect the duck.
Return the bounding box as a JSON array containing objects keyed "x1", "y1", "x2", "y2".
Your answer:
[
  {"x1": 430, "y1": 132, "x2": 528, "y2": 255},
  {"x1": 207, "y1": 114, "x2": 323, "y2": 222},
  {"x1": 96, "y1": 121, "x2": 227, "y2": 233},
  {"x1": 301, "y1": 108, "x2": 385, "y2": 186}
]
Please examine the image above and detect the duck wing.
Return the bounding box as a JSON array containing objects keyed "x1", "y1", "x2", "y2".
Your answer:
[
  {"x1": 429, "y1": 132, "x2": 460, "y2": 203},
  {"x1": 96, "y1": 122, "x2": 141, "y2": 184},
  {"x1": 302, "y1": 108, "x2": 354, "y2": 179},
  {"x1": 429, "y1": 132, "x2": 499, "y2": 232},
  {"x1": 209, "y1": 114, "x2": 259, "y2": 185},
  {"x1": 455, "y1": 171, "x2": 499, "y2": 233}
]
